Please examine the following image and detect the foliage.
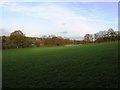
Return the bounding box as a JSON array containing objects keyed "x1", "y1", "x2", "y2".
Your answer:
[
  {"x1": 2, "y1": 30, "x2": 32, "y2": 49},
  {"x1": 83, "y1": 34, "x2": 93, "y2": 43},
  {"x1": 83, "y1": 28, "x2": 120, "y2": 43},
  {"x1": 2, "y1": 31, "x2": 79, "y2": 49},
  {"x1": 10, "y1": 30, "x2": 26, "y2": 48},
  {"x1": 94, "y1": 28, "x2": 120, "y2": 43},
  {"x1": 2, "y1": 28, "x2": 120, "y2": 49}
]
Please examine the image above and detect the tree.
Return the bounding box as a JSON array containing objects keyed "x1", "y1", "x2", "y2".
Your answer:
[
  {"x1": 84, "y1": 34, "x2": 93, "y2": 43},
  {"x1": 107, "y1": 28, "x2": 114, "y2": 36},
  {"x1": 94, "y1": 33, "x2": 99, "y2": 40},
  {"x1": 2, "y1": 36, "x2": 17, "y2": 49},
  {"x1": 10, "y1": 30, "x2": 26, "y2": 48},
  {"x1": 94, "y1": 28, "x2": 119, "y2": 42}
]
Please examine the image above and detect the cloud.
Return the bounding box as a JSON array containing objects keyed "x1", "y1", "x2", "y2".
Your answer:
[{"x1": 1, "y1": 2, "x2": 118, "y2": 39}]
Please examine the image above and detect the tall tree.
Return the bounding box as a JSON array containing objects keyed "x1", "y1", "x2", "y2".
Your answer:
[
  {"x1": 10, "y1": 30, "x2": 26, "y2": 48},
  {"x1": 84, "y1": 34, "x2": 93, "y2": 43},
  {"x1": 107, "y1": 28, "x2": 114, "y2": 36}
]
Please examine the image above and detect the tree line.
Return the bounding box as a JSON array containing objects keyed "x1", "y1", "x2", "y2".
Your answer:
[
  {"x1": 83, "y1": 28, "x2": 120, "y2": 43},
  {"x1": 2, "y1": 30, "x2": 81, "y2": 49},
  {"x1": 1, "y1": 28, "x2": 120, "y2": 49}
]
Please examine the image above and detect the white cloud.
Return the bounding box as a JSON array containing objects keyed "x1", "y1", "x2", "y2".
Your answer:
[{"x1": 1, "y1": 2, "x2": 118, "y2": 39}]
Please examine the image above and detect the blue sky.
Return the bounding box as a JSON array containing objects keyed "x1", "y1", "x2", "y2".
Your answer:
[{"x1": 0, "y1": 2, "x2": 118, "y2": 39}]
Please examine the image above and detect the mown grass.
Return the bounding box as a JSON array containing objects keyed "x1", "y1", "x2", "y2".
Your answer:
[
  {"x1": 2, "y1": 41, "x2": 119, "y2": 88},
  {"x1": 0, "y1": 49, "x2": 2, "y2": 89}
]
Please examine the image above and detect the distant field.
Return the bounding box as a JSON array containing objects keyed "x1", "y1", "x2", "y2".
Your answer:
[{"x1": 3, "y1": 41, "x2": 119, "y2": 88}]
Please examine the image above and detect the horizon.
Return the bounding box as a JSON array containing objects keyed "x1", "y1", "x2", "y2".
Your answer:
[{"x1": 0, "y1": 2, "x2": 118, "y2": 40}]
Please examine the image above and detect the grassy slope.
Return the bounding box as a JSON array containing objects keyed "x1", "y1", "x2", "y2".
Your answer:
[{"x1": 3, "y1": 42, "x2": 119, "y2": 88}]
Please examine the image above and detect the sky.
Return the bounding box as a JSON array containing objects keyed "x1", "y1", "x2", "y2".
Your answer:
[{"x1": 0, "y1": 1, "x2": 118, "y2": 40}]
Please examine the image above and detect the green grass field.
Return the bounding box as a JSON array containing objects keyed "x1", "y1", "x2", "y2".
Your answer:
[{"x1": 2, "y1": 41, "x2": 119, "y2": 88}]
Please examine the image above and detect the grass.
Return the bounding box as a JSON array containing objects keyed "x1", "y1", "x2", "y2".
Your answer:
[
  {"x1": 2, "y1": 41, "x2": 119, "y2": 88},
  {"x1": 0, "y1": 49, "x2": 2, "y2": 89}
]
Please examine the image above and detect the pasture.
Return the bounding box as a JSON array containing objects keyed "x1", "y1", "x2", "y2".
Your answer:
[{"x1": 2, "y1": 42, "x2": 119, "y2": 88}]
